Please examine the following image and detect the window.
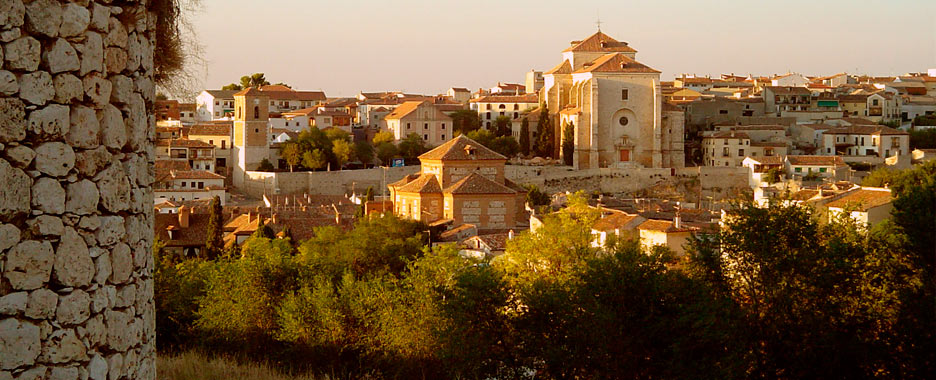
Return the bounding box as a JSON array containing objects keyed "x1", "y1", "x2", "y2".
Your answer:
[
  {"x1": 719, "y1": 109, "x2": 728, "y2": 114},
  {"x1": 253, "y1": 106, "x2": 259, "y2": 119},
  {"x1": 819, "y1": 168, "x2": 826, "y2": 173},
  {"x1": 513, "y1": 112, "x2": 518, "y2": 119},
  {"x1": 499, "y1": 104, "x2": 506, "y2": 109},
  {"x1": 739, "y1": 149, "x2": 744, "y2": 156},
  {"x1": 619, "y1": 116, "x2": 628, "y2": 126},
  {"x1": 441, "y1": 123, "x2": 445, "y2": 129},
  {"x1": 197, "y1": 182, "x2": 204, "y2": 189},
  {"x1": 424, "y1": 123, "x2": 428, "y2": 129},
  {"x1": 423, "y1": 134, "x2": 428, "y2": 141},
  {"x1": 221, "y1": 140, "x2": 225, "y2": 149},
  {"x1": 621, "y1": 89, "x2": 628, "y2": 100},
  {"x1": 513, "y1": 104, "x2": 519, "y2": 110},
  {"x1": 486, "y1": 113, "x2": 491, "y2": 120},
  {"x1": 406, "y1": 123, "x2": 411, "y2": 129},
  {"x1": 209, "y1": 140, "x2": 213, "y2": 145},
  {"x1": 441, "y1": 134, "x2": 445, "y2": 140},
  {"x1": 486, "y1": 104, "x2": 491, "y2": 110},
  {"x1": 795, "y1": 167, "x2": 802, "y2": 173}
]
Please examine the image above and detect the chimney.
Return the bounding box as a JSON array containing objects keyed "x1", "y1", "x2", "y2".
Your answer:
[
  {"x1": 178, "y1": 206, "x2": 190, "y2": 228},
  {"x1": 674, "y1": 202, "x2": 682, "y2": 229},
  {"x1": 247, "y1": 211, "x2": 253, "y2": 222}
]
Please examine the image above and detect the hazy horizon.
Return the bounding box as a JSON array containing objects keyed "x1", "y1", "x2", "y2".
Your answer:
[{"x1": 190, "y1": 0, "x2": 936, "y2": 97}]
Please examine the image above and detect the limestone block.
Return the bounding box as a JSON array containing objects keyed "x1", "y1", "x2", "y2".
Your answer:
[
  {"x1": 17, "y1": 71, "x2": 54, "y2": 106},
  {"x1": 4, "y1": 37, "x2": 41, "y2": 71},
  {"x1": 132, "y1": 75, "x2": 153, "y2": 103},
  {"x1": 93, "y1": 249, "x2": 111, "y2": 285},
  {"x1": 123, "y1": 214, "x2": 146, "y2": 246},
  {"x1": 31, "y1": 177, "x2": 66, "y2": 214},
  {"x1": 82, "y1": 73, "x2": 111, "y2": 109},
  {"x1": 104, "y1": 309, "x2": 132, "y2": 351},
  {"x1": 52, "y1": 74, "x2": 83, "y2": 104},
  {"x1": 0, "y1": 224, "x2": 20, "y2": 252},
  {"x1": 102, "y1": 285, "x2": 116, "y2": 310},
  {"x1": 25, "y1": 288, "x2": 57, "y2": 319},
  {"x1": 95, "y1": 164, "x2": 130, "y2": 212},
  {"x1": 0, "y1": 0, "x2": 25, "y2": 29},
  {"x1": 0, "y1": 292, "x2": 27, "y2": 315},
  {"x1": 0, "y1": 70, "x2": 17, "y2": 95},
  {"x1": 0, "y1": 159, "x2": 31, "y2": 222},
  {"x1": 105, "y1": 353, "x2": 122, "y2": 380},
  {"x1": 39, "y1": 329, "x2": 88, "y2": 364},
  {"x1": 73, "y1": 146, "x2": 111, "y2": 178},
  {"x1": 77, "y1": 32, "x2": 103, "y2": 76},
  {"x1": 66, "y1": 105, "x2": 100, "y2": 149},
  {"x1": 84, "y1": 314, "x2": 105, "y2": 347},
  {"x1": 104, "y1": 47, "x2": 126, "y2": 74},
  {"x1": 13, "y1": 366, "x2": 47, "y2": 380},
  {"x1": 126, "y1": 94, "x2": 145, "y2": 150},
  {"x1": 65, "y1": 179, "x2": 99, "y2": 215},
  {"x1": 3, "y1": 241, "x2": 54, "y2": 290},
  {"x1": 87, "y1": 355, "x2": 107, "y2": 380},
  {"x1": 0, "y1": 29, "x2": 22, "y2": 43},
  {"x1": 79, "y1": 215, "x2": 101, "y2": 232},
  {"x1": 4, "y1": 145, "x2": 35, "y2": 168},
  {"x1": 135, "y1": 279, "x2": 151, "y2": 312},
  {"x1": 0, "y1": 371, "x2": 8, "y2": 380},
  {"x1": 54, "y1": 227, "x2": 94, "y2": 288},
  {"x1": 114, "y1": 284, "x2": 135, "y2": 308},
  {"x1": 90, "y1": 4, "x2": 110, "y2": 32},
  {"x1": 43, "y1": 39, "x2": 79, "y2": 74},
  {"x1": 49, "y1": 366, "x2": 80, "y2": 380},
  {"x1": 89, "y1": 289, "x2": 106, "y2": 314},
  {"x1": 34, "y1": 142, "x2": 75, "y2": 177},
  {"x1": 95, "y1": 216, "x2": 125, "y2": 247},
  {"x1": 27, "y1": 103, "x2": 70, "y2": 141},
  {"x1": 108, "y1": 74, "x2": 131, "y2": 105},
  {"x1": 124, "y1": 33, "x2": 140, "y2": 73},
  {"x1": 0, "y1": 98, "x2": 26, "y2": 143},
  {"x1": 56, "y1": 290, "x2": 90, "y2": 325},
  {"x1": 60, "y1": 3, "x2": 91, "y2": 38},
  {"x1": 27, "y1": 215, "x2": 64, "y2": 237},
  {"x1": 96, "y1": 104, "x2": 125, "y2": 150},
  {"x1": 0, "y1": 318, "x2": 40, "y2": 369},
  {"x1": 104, "y1": 18, "x2": 127, "y2": 49},
  {"x1": 24, "y1": 0, "x2": 62, "y2": 38},
  {"x1": 109, "y1": 243, "x2": 131, "y2": 284}
]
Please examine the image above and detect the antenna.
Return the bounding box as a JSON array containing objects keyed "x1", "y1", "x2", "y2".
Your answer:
[{"x1": 596, "y1": 12, "x2": 602, "y2": 32}]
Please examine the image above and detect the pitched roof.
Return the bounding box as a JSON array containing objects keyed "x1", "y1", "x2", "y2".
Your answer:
[
  {"x1": 155, "y1": 213, "x2": 212, "y2": 247},
  {"x1": 395, "y1": 173, "x2": 442, "y2": 194},
  {"x1": 157, "y1": 138, "x2": 216, "y2": 148},
  {"x1": 419, "y1": 135, "x2": 506, "y2": 161},
  {"x1": 257, "y1": 85, "x2": 327, "y2": 101},
  {"x1": 233, "y1": 87, "x2": 264, "y2": 96},
  {"x1": 786, "y1": 155, "x2": 847, "y2": 166},
  {"x1": 766, "y1": 86, "x2": 811, "y2": 95},
  {"x1": 470, "y1": 94, "x2": 539, "y2": 103},
  {"x1": 732, "y1": 125, "x2": 785, "y2": 131},
  {"x1": 744, "y1": 156, "x2": 784, "y2": 165},
  {"x1": 824, "y1": 125, "x2": 908, "y2": 136},
  {"x1": 573, "y1": 53, "x2": 660, "y2": 74},
  {"x1": 161, "y1": 170, "x2": 226, "y2": 180},
  {"x1": 188, "y1": 123, "x2": 231, "y2": 136},
  {"x1": 563, "y1": 31, "x2": 638, "y2": 53},
  {"x1": 155, "y1": 160, "x2": 192, "y2": 171},
  {"x1": 204, "y1": 90, "x2": 238, "y2": 99},
  {"x1": 545, "y1": 60, "x2": 573, "y2": 75},
  {"x1": 444, "y1": 173, "x2": 517, "y2": 195},
  {"x1": 708, "y1": 131, "x2": 750, "y2": 139},
  {"x1": 637, "y1": 219, "x2": 696, "y2": 233},
  {"x1": 384, "y1": 101, "x2": 426, "y2": 120},
  {"x1": 825, "y1": 188, "x2": 893, "y2": 211},
  {"x1": 592, "y1": 211, "x2": 641, "y2": 232}
]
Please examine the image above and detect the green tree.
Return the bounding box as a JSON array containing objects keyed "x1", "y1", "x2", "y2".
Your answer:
[
  {"x1": 519, "y1": 117, "x2": 531, "y2": 156},
  {"x1": 332, "y1": 139, "x2": 352, "y2": 169},
  {"x1": 240, "y1": 73, "x2": 270, "y2": 89},
  {"x1": 279, "y1": 142, "x2": 302, "y2": 172},
  {"x1": 534, "y1": 106, "x2": 554, "y2": 157},
  {"x1": 449, "y1": 109, "x2": 481, "y2": 134},
  {"x1": 353, "y1": 140, "x2": 374, "y2": 165},
  {"x1": 257, "y1": 158, "x2": 275, "y2": 171},
  {"x1": 562, "y1": 121, "x2": 575, "y2": 166},
  {"x1": 302, "y1": 149, "x2": 326, "y2": 171},
  {"x1": 372, "y1": 130, "x2": 395, "y2": 145},
  {"x1": 365, "y1": 186, "x2": 374, "y2": 201},
  {"x1": 862, "y1": 167, "x2": 899, "y2": 187},
  {"x1": 221, "y1": 83, "x2": 241, "y2": 91},
  {"x1": 494, "y1": 115, "x2": 512, "y2": 137},
  {"x1": 376, "y1": 142, "x2": 399, "y2": 165},
  {"x1": 398, "y1": 133, "x2": 429, "y2": 162},
  {"x1": 203, "y1": 196, "x2": 224, "y2": 259},
  {"x1": 523, "y1": 184, "x2": 550, "y2": 207},
  {"x1": 909, "y1": 128, "x2": 936, "y2": 149}
]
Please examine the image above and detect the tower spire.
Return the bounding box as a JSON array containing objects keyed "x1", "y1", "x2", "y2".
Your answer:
[{"x1": 596, "y1": 14, "x2": 602, "y2": 32}]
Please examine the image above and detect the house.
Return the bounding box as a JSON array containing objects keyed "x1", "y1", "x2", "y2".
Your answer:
[
  {"x1": 866, "y1": 92, "x2": 899, "y2": 122},
  {"x1": 156, "y1": 99, "x2": 181, "y2": 121},
  {"x1": 460, "y1": 232, "x2": 512, "y2": 259},
  {"x1": 764, "y1": 86, "x2": 812, "y2": 116},
  {"x1": 821, "y1": 125, "x2": 909, "y2": 158},
  {"x1": 684, "y1": 97, "x2": 766, "y2": 127},
  {"x1": 447, "y1": 87, "x2": 472, "y2": 103},
  {"x1": 674, "y1": 76, "x2": 715, "y2": 92},
  {"x1": 195, "y1": 89, "x2": 238, "y2": 121},
  {"x1": 155, "y1": 206, "x2": 211, "y2": 257},
  {"x1": 156, "y1": 138, "x2": 217, "y2": 172},
  {"x1": 703, "y1": 131, "x2": 750, "y2": 167},
  {"x1": 825, "y1": 187, "x2": 893, "y2": 227},
  {"x1": 154, "y1": 166, "x2": 227, "y2": 205},
  {"x1": 384, "y1": 100, "x2": 454, "y2": 145},
  {"x1": 838, "y1": 94, "x2": 868, "y2": 117},
  {"x1": 469, "y1": 94, "x2": 539, "y2": 130},
  {"x1": 912, "y1": 148, "x2": 936, "y2": 163},
  {"x1": 489, "y1": 82, "x2": 526, "y2": 95},
  {"x1": 525, "y1": 70, "x2": 544, "y2": 94},
  {"x1": 637, "y1": 218, "x2": 698, "y2": 256},
  {"x1": 591, "y1": 209, "x2": 646, "y2": 247},
  {"x1": 784, "y1": 155, "x2": 848, "y2": 180},
  {"x1": 258, "y1": 85, "x2": 327, "y2": 113},
  {"x1": 771, "y1": 73, "x2": 809, "y2": 87},
  {"x1": 388, "y1": 135, "x2": 526, "y2": 229},
  {"x1": 742, "y1": 156, "x2": 784, "y2": 188},
  {"x1": 187, "y1": 123, "x2": 232, "y2": 175}
]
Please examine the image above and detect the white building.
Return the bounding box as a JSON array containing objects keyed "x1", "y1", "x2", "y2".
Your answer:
[
  {"x1": 196, "y1": 90, "x2": 238, "y2": 121},
  {"x1": 469, "y1": 94, "x2": 539, "y2": 130}
]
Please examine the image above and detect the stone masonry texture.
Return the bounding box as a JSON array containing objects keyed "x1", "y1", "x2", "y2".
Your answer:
[{"x1": 0, "y1": 0, "x2": 155, "y2": 379}]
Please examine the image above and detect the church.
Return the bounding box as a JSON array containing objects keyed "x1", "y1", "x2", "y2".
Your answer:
[{"x1": 541, "y1": 31, "x2": 685, "y2": 169}]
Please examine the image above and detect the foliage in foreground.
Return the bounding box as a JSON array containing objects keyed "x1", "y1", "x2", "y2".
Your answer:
[{"x1": 157, "y1": 163, "x2": 936, "y2": 378}]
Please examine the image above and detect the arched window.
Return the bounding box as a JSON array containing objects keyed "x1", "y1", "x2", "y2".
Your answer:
[
  {"x1": 513, "y1": 104, "x2": 519, "y2": 110},
  {"x1": 498, "y1": 104, "x2": 506, "y2": 109},
  {"x1": 253, "y1": 106, "x2": 259, "y2": 119}
]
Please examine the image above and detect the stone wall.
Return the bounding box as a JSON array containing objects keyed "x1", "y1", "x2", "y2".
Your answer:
[
  {"x1": 242, "y1": 166, "x2": 420, "y2": 197},
  {"x1": 1, "y1": 1, "x2": 155, "y2": 379}
]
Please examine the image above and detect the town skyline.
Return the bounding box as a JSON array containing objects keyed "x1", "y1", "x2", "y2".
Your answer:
[{"x1": 191, "y1": 0, "x2": 936, "y2": 96}]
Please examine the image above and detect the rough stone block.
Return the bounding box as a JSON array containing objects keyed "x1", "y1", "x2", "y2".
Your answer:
[
  {"x1": 17, "y1": 70, "x2": 54, "y2": 106},
  {"x1": 43, "y1": 39, "x2": 79, "y2": 74},
  {"x1": 27, "y1": 215, "x2": 64, "y2": 237},
  {"x1": 3, "y1": 240, "x2": 54, "y2": 290},
  {"x1": 95, "y1": 216, "x2": 125, "y2": 247},
  {"x1": 82, "y1": 73, "x2": 112, "y2": 109},
  {"x1": 0, "y1": 0, "x2": 26, "y2": 29},
  {"x1": 52, "y1": 74, "x2": 83, "y2": 104},
  {"x1": 0, "y1": 318, "x2": 40, "y2": 370},
  {"x1": 4, "y1": 145, "x2": 35, "y2": 168},
  {"x1": 31, "y1": 177, "x2": 66, "y2": 214},
  {"x1": 0, "y1": 70, "x2": 17, "y2": 95},
  {"x1": 66, "y1": 105, "x2": 100, "y2": 149},
  {"x1": 73, "y1": 146, "x2": 112, "y2": 178},
  {"x1": 49, "y1": 366, "x2": 80, "y2": 380},
  {"x1": 0, "y1": 224, "x2": 20, "y2": 252},
  {"x1": 0, "y1": 159, "x2": 31, "y2": 222},
  {"x1": 97, "y1": 104, "x2": 126, "y2": 150},
  {"x1": 24, "y1": 0, "x2": 62, "y2": 38},
  {"x1": 65, "y1": 179, "x2": 100, "y2": 215},
  {"x1": 4, "y1": 36, "x2": 41, "y2": 71},
  {"x1": 0, "y1": 98, "x2": 26, "y2": 143},
  {"x1": 54, "y1": 227, "x2": 94, "y2": 288},
  {"x1": 95, "y1": 164, "x2": 130, "y2": 212},
  {"x1": 109, "y1": 243, "x2": 132, "y2": 284},
  {"x1": 34, "y1": 142, "x2": 75, "y2": 177},
  {"x1": 27, "y1": 103, "x2": 70, "y2": 141},
  {"x1": 78, "y1": 32, "x2": 104, "y2": 76},
  {"x1": 25, "y1": 288, "x2": 57, "y2": 319},
  {"x1": 93, "y1": 249, "x2": 111, "y2": 285},
  {"x1": 39, "y1": 329, "x2": 88, "y2": 364},
  {"x1": 60, "y1": 3, "x2": 91, "y2": 38},
  {"x1": 88, "y1": 355, "x2": 107, "y2": 380},
  {"x1": 56, "y1": 290, "x2": 90, "y2": 325},
  {"x1": 90, "y1": 3, "x2": 110, "y2": 32},
  {"x1": 0, "y1": 292, "x2": 27, "y2": 315}
]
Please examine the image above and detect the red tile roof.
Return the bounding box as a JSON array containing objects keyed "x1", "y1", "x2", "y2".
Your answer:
[
  {"x1": 395, "y1": 173, "x2": 442, "y2": 193},
  {"x1": 444, "y1": 173, "x2": 517, "y2": 195},
  {"x1": 188, "y1": 123, "x2": 231, "y2": 136},
  {"x1": 573, "y1": 53, "x2": 659, "y2": 74},
  {"x1": 563, "y1": 31, "x2": 637, "y2": 53},
  {"x1": 592, "y1": 211, "x2": 641, "y2": 232},
  {"x1": 825, "y1": 188, "x2": 893, "y2": 211},
  {"x1": 157, "y1": 138, "x2": 216, "y2": 148},
  {"x1": 470, "y1": 94, "x2": 539, "y2": 103},
  {"x1": 785, "y1": 155, "x2": 847, "y2": 166},
  {"x1": 419, "y1": 135, "x2": 506, "y2": 161},
  {"x1": 545, "y1": 60, "x2": 573, "y2": 75}
]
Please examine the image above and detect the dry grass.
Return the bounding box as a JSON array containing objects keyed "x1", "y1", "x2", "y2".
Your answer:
[{"x1": 157, "y1": 351, "x2": 332, "y2": 380}]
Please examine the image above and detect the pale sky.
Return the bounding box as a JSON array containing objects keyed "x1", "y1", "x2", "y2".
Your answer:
[{"x1": 191, "y1": 0, "x2": 936, "y2": 97}]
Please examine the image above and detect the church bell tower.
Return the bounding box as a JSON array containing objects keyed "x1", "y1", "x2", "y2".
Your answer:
[{"x1": 232, "y1": 87, "x2": 270, "y2": 187}]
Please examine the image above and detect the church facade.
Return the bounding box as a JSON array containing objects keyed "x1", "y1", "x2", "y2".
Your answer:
[{"x1": 542, "y1": 31, "x2": 685, "y2": 169}]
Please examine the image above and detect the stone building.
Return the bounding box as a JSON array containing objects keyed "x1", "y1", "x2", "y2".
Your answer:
[
  {"x1": 232, "y1": 87, "x2": 271, "y2": 187},
  {"x1": 388, "y1": 135, "x2": 526, "y2": 229},
  {"x1": 0, "y1": 0, "x2": 155, "y2": 378},
  {"x1": 541, "y1": 30, "x2": 685, "y2": 169}
]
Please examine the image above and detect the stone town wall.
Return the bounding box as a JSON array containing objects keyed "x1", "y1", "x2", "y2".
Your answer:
[
  {"x1": 242, "y1": 166, "x2": 420, "y2": 197},
  {"x1": 0, "y1": 1, "x2": 155, "y2": 379}
]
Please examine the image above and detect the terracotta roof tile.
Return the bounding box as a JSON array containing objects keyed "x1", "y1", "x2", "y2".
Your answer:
[
  {"x1": 562, "y1": 31, "x2": 637, "y2": 53},
  {"x1": 786, "y1": 155, "x2": 847, "y2": 166},
  {"x1": 157, "y1": 138, "x2": 216, "y2": 148},
  {"x1": 419, "y1": 135, "x2": 506, "y2": 161},
  {"x1": 545, "y1": 60, "x2": 573, "y2": 75},
  {"x1": 637, "y1": 219, "x2": 697, "y2": 233},
  {"x1": 766, "y1": 86, "x2": 811, "y2": 95},
  {"x1": 572, "y1": 53, "x2": 659, "y2": 74},
  {"x1": 188, "y1": 123, "x2": 231, "y2": 136},
  {"x1": 825, "y1": 188, "x2": 893, "y2": 211},
  {"x1": 593, "y1": 211, "x2": 641, "y2": 232},
  {"x1": 384, "y1": 101, "x2": 426, "y2": 120},
  {"x1": 395, "y1": 173, "x2": 442, "y2": 193},
  {"x1": 470, "y1": 94, "x2": 539, "y2": 103},
  {"x1": 444, "y1": 173, "x2": 517, "y2": 194}
]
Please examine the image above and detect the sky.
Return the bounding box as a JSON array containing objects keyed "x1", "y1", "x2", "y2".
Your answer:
[{"x1": 189, "y1": 0, "x2": 936, "y2": 97}]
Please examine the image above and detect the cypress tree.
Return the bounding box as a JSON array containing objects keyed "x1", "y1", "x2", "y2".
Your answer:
[
  {"x1": 535, "y1": 106, "x2": 554, "y2": 158},
  {"x1": 562, "y1": 122, "x2": 575, "y2": 166},
  {"x1": 520, "y1": 117, "x2": 531, "y2": 156},
  {"x1": 203, "y1": 196, "x2": 223, "y2": 259}
]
